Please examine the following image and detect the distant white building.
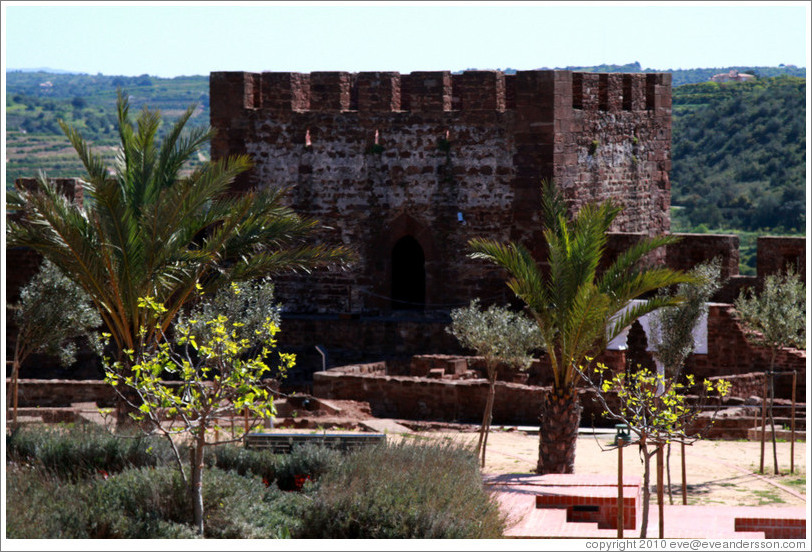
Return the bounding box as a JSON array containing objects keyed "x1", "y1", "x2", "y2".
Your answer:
[{"x1": 710, "y1": 70, "x2": 755, "y2": 83}]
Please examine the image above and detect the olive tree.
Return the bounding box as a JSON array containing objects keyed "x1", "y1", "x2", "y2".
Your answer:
[
  {"x1": 735, "y1": 266, "x2": 805, "y2": 474},
  {"x1": 447, "y1": 299, "x2": 541, "y2": 466},
  {"x1": 8, "y1": 259, "x2": 102, "y2": 426},
  {"x1": 648, "y1": 259, "x2": 723, "y2": 500}
]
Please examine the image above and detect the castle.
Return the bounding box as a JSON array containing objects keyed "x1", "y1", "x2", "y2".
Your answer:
[
  {"x1": 207, "y1": 69, "x2": 803, "y2": 383},
  {"x1": 5, "y1": 69, "x2": 804, "y2": 396}
]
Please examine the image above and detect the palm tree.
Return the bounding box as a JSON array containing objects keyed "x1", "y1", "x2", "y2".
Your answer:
[
  {"x1": 7, "y1": 91, "x2": 347, "y2": 362},
  {"x1": 469, "y1": 181, "x2": 692, "y2": 474}
]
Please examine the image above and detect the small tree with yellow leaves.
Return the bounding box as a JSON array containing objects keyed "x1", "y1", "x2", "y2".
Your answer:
[
  {"x1": 104, "y1": 279, "x2": 293, "y2": 535},
  {"x1": 582, "y1": 362, "x2": 730, "y2": 538}
]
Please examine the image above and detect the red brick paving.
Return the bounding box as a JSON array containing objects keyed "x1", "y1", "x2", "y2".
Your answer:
[{"x1": 485, "y1": 473, "x2": 807, "y2": 539}]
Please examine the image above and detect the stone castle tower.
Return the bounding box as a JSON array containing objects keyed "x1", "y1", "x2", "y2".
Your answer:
[{"x1": 209, "y1": 69, "x2": 672, "y2": 316}]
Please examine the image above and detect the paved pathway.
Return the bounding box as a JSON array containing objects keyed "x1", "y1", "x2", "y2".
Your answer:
[{"x1": 486, "y1": 473, "x2": 807, "y2": 539}]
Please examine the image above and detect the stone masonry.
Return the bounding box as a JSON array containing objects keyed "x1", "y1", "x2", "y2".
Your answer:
[{"x1": 209, "y1": 70, "x2": 672, "y2": 314}]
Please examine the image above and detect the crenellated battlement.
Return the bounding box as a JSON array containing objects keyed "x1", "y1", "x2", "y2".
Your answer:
[{"x1": 210, "y1": 70, "x2": 670, "y2": 117}]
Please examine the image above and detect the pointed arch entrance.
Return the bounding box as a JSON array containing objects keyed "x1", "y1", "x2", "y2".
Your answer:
[{"x1": 391, "y1": 235, "x2": 426, "y2": 310}]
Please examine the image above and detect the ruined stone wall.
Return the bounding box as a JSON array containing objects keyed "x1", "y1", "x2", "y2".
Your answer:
[
  {"x1": 313, "y1": 366, "x2": 615, "y2": 426},
  {"x1": 756, "y1": 236, "x2": 806, "y2": 287},
  {"x1": 708, "y1": 371, "x2": 807, "y2": 403},
  {"x1": 210, "y1": 69, "x2": 671, "y2": 314},
  {"x1": 685, "y1": 304, "x2": 806, "y2": 395},
  {"x1": 8, "y1": 379, "x2": 117, "y2": 408}
]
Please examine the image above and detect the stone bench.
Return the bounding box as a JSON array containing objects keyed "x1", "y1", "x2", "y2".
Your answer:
[{"x1": 244, "y1": 432, "x2": 386, "y2": 454}]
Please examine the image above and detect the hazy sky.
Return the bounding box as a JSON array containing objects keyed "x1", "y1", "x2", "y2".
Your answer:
[{"x1": 2, "y1": 1, "x2": 809, "y2": 78}]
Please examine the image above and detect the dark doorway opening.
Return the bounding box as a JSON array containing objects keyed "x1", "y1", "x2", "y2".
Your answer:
[{"x1": 391, "y1": 236, "x2": 425, "y2": 310}]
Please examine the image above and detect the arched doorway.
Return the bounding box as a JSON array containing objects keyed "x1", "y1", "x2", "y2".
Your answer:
[{"x1": 391, "y1": 236, "x2": 425, "y2": 310}]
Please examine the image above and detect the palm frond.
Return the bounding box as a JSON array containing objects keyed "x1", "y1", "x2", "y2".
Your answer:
[
  {"x1": 59, "y1": 120, "x2": 109, "y2": 185},
  {"x1": 598, "y1": 234, "x2": 683, "y2": 295},
  {"x1": 468, "y1": 238, "x2": 547, "y2": 312}
]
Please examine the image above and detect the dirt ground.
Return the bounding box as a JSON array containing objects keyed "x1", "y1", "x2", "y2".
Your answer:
[{"x1": 393, "y1": 428, "x2": 807, "y2": 508}]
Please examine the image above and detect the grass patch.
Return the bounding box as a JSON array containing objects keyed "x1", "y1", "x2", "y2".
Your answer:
[
  {"x1": 751, "y1": 489, "x2": 786, "y2": 505},
  {"x1": 779, "y1": 476, "x2": 806, "y2": 492}
]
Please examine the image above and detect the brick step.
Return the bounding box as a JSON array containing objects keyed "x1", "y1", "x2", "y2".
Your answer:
[
  {"x1": 504, "y1": 504, "x2": 568, "y2": 537},
  {"x1": 746, "y1": 425, "x2": 806, "y2": 441},
  {"x1": 535, "y1": 485, "x2": 639, "y2": 530},
  {"x1": 656, "y1": 529, "x2": 766, "y2": 539},
  {"x1": 735, "y1": 517, "x2": 806, "y2": 539}
]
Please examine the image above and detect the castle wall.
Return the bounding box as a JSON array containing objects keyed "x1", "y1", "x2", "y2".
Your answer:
[
  {"x1": 756, "y1": 236, "x2": 806, "y2": 287},
  {"x1": 210, "y1": 69, "x2": 671, "y2": 314}
]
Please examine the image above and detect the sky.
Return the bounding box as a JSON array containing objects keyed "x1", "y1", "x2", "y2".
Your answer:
[{"x1": 1, "y1": 1, "x2": 810, "y2": 79}]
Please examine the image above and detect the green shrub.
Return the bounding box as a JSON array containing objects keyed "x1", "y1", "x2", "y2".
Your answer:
[
  {"x1": 210, "y1": 442, "x2": 341, "y2": 491},
  {"x1": 5, "y1": 466, "x2": 94, "y2": 538},
  {"x1": 294, "y1": 441, "x2": 506, "y2": 538},
  {"x1": 202, "y1": 468, "x2": 308, "y2": 538},
  {"x1": 84, "y1": 466, "x2": 193, "y2": 538},
  {"x1": 5, "y1": 464, "x2": 306, "y2": 538},
  {"x1": 6, "y1": 423, "x2": 176, "y2": 479},
  {"x1": 273, "y1": 443, "x2": 342, "y2": 491},
  {"x1": 207, "y1": 443, "x2": 278, "y2": 484}
]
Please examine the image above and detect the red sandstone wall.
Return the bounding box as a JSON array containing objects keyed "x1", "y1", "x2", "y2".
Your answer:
[
  {"x1": 559, "y1": 73, "x2": 672, "y2": 240},
  {"x1": 685, "y1": 304, "x2": 806, "y2": 396},
  {"x1": 8, "y1": 379, "x2": 117, "y2": 408},
  {"x1": 756, "y1": 236, "x2": 806, "y2": 287},
  {"x1": 708, "y1": 371, "x2": 806, "y2": 402},
  {"x1": 209, "y1": 69, "x2": 672, "y2": 314},
  {"x1": 312, "y1": 367, "x2": 614, "y2": 426}
]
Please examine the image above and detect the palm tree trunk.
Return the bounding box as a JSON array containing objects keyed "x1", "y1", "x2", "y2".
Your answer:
[{"x1": 536, "y1": 385, "x2": 582, "y2": 474}]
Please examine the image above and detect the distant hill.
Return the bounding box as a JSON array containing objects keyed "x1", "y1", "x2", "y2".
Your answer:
[
  {"x1": 670, "y1": 76, "x2": 805, "y2": 234},
  {"x1": 5, "y1": 71, "x2": 211, "y2": 187},
  {"x1": 7, "y1": 67, "x2": 83, "y2": 74},
  {"x1": 478, "y1": 62, "x2": 805, "y2": 86}
]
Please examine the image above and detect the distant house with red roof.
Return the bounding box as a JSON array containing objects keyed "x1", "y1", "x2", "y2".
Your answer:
[{"x1": 710, "y1": 70, "x2": 756, "y2": 83}]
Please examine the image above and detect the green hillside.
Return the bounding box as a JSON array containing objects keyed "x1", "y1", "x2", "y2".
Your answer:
[
  {"x1": 5, "y1": 71, "x2": 210, "y2": 186},
  {"x1": 670, "y1": 76, "x2": 805, "y2": 233}
]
